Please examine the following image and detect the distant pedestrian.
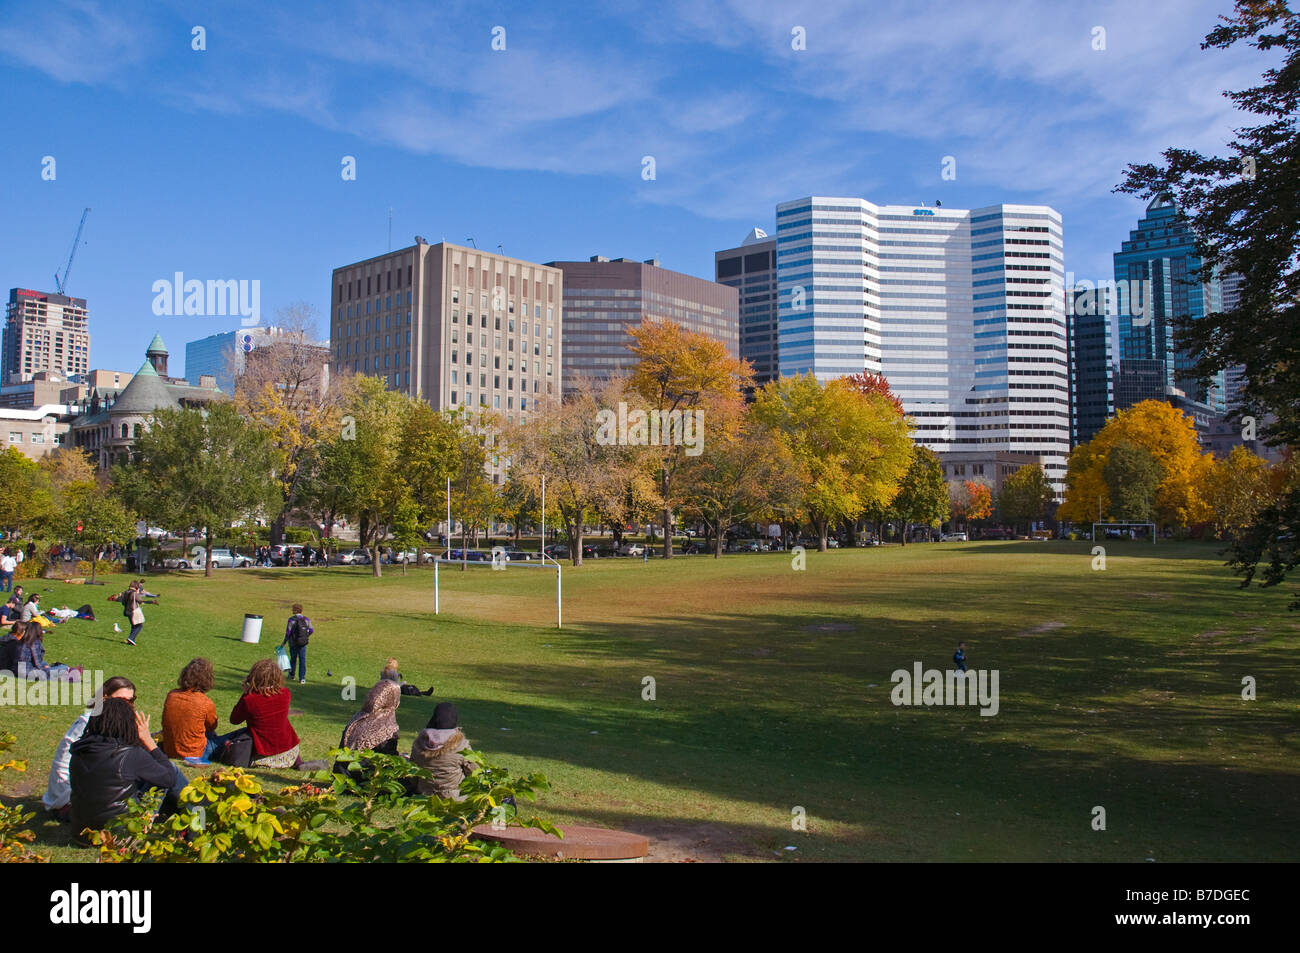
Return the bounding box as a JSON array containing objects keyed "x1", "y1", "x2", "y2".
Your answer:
[
  {"x1": 280, "y1": 603, "x2": 313, "y2": 684},
  {"x1": 0, "y1": 549, "x2": 14, "y2": 592},
  {"x1": 953, "y1": 641, "x2": 967, "y2": 673}
]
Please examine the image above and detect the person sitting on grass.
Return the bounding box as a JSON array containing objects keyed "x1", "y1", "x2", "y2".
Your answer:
[
  {"x1": 12, "y1": 624, "x2": 82, "y2": 681},
  {"x1": 229, "y1": 658, "x2": 304, "y2": 769},
  {"x1": 334, "y1": 680, "x2": 403, "y2": 776},
  {"x1": 409, "y1": 702, "x2": 476, "y2": 801},
  {"x1": 20, "y1": 592, "x2": 42, "y2": 623},
  {"x1": 162, "y1": 657, "x2": 227, "y2": 763},
  {"x1": 69, "y1": 697, "x2": 189, "y2": 836},
  {"x1": 43, "y1": 675, "x2": 136, "y2": 820},
  {"x1": 380, "y1": 657, "x2": 434, "y2": 696},
  {"x1": 0, "y1": 595, "x2": 21, "y2": 627}
]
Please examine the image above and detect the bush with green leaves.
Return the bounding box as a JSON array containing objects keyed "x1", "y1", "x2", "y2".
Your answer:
[
  {"x1": 87, "y1": 748, "x2": 558, "y2": 862},
  {"x1": 0, "y1": 731, "x2": 47, "y2": 863}
]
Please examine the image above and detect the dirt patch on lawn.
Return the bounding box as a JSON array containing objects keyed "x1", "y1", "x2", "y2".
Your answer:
[
  {"x1": 1194, "y1": 630, "x2": 1225, "y2": 641},
  {"x1": 633, "y1": 819, "x2": 765, "y2": 863},
  {"x1": 801, "y1": 622, "x2": 855, "y2": 634},
  {"x1": 1018, "y1": 621, "x2": 1064, "y2": 636}
]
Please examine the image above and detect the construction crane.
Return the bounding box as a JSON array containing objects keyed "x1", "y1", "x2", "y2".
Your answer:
[{"x1": 54, "y1": 207, "x2": 90, "y2": 295}]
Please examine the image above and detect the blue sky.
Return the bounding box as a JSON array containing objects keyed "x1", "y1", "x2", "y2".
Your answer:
[{"x1": 0, "y1": 0, "x2": 1268, "y2": 377}]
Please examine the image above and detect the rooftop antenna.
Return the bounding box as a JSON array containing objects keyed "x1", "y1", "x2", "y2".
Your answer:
[
  {"x1": 497, "y1": 243, "x2": 506, "y2": 258},
  {"x1": 388, "y1": 207, "x2": 393, "y2": 251},
  {"x1": 466, "y1": 238, "x2": 477, "y2": 248}
]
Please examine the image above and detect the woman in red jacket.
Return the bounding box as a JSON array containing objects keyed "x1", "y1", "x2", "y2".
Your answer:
[{"x1": 229, "y1": 658, "x2": 302, "y2": 769}]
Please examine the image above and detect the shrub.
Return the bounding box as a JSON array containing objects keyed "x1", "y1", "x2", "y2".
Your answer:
[
  {"x1": 87, "y1": 749, "x2": 557, "y2": 863},
  {"x1": 0, "y1": 732, "x2": 47, "y2": 863}
]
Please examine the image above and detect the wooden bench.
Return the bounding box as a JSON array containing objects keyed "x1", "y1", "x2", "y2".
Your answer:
[{"x1": 472, "y1": 824, "x2": 649, "y2": 862}]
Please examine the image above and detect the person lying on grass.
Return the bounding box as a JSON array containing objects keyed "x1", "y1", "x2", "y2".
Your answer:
[{"x1": 380, "y1": 657, "x2": 434, "y2": 696}]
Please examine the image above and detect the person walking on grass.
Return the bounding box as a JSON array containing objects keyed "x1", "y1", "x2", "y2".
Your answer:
[
  {"x1": 953, "y1": 641, "x2": 967, "y2": 673},
  {"x1": 122, "y1": 580, "x2": 146, "y2": 646},
  {"x1": 280, "y1": 603, "x2": 313, "y2": 684},
  {"x1": 0, "y1": 548, "x2": 15, "y2": 593}
]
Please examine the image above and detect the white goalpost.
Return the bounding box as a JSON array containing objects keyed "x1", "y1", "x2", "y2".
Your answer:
[
  {"x1": 434, "y1": 476, "x2": 563, "y2": 628},
  {"x1": 1091, "y1": 522, "x2": 1156, "y2": 543}
]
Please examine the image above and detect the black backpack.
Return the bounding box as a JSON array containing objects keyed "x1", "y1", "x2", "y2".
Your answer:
[
  {"x1": 288, "y1": 615, "x2": 311, "y2": 647},
  {"x1": 218, "y1": 732, "x2": 254, "y2": 768}
]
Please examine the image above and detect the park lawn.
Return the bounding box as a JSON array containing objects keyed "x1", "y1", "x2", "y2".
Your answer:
[{"x1": 2, "y1": 540, "x2": 1298, "y2": 862}]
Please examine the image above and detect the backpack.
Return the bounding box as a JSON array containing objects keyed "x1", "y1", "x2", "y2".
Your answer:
[
  {"x1": 288, "y1": 615, "x2": 312, "y2": 647},
  {"x1": 218, "y1": 732, "x2": 253, "y2": 767}
]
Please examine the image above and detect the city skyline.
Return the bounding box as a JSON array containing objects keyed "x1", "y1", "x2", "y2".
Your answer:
[{"x1": 0, "y1": 0, "x2": 1271, "y2": 377}]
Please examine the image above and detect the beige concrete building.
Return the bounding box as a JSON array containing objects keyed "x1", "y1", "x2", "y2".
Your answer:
[
  {"x1": 0, "y1": 405, "x2": 70, "y2": 459},
  {"x1": 330, "y1": 239, "x2": 562, "y2": 424}
]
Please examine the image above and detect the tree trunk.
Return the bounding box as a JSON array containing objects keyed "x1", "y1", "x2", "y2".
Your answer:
[
  {"x1": 660, "y1": 500, "x2": 673, "y2": 559},
  {"x1": 817, "y1": 518, "x2": 828, "y2": 553},
  {"x1": 371, "y1": 539, "x2": 382, "y2": 578},
  {"x1": 900, "y1": 522, "x2": 907, "y2": 547},
  {"x1": 205, "y1": 531, "x2": 214, "y2": 578}
]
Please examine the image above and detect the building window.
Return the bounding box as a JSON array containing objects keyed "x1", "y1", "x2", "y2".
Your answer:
[
  {"x1": 133, "y1": 424, "x2": 142, "y2": 438},
  {"x1": 121, "y1": 423, "x2": 129, "y2": 439},
  {"x1": 31, "y1": 433, "x2": 44, "y2": 444}
]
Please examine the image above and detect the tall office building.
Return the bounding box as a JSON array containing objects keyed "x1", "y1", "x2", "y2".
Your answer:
[
  {"x1": 1067, "y1": 285, "x2": 1114, "y2": 446},
  {"x1": 549, "y1": 257, "x2": 738, "y2": 392},
  {"x1": 715, "y1": 229, "x2": 779, "y2": 387},
  {"x1": 331, "y1": 240, "x2": 562, "y2": 422},
  {"x1": 3, "y1": 288, "x2": 90, "y2": 384},
  {"x1": 1113, "y1": 194, "x2": 1225, "y2": 417},
  {"x1": 775, "y1": 197, "x2": 1070, "y2": 491}
]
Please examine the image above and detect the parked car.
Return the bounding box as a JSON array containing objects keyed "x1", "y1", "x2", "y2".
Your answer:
[
  {"x1": 617, "y1": 542, "x2": 645, "y2": 557},
  {"x1": 340, "y1": 549, "x2": 372, "y2": 565},
  {"x1": 826, "y1": 538, "x2": 841, "y2": 549},
  {"x1": 941, "y1": 532, "x2": 968, "y2": 542},
  {"x1": 185, "y1": 546, "x2": 254, "y2": 568},
  {"x1": 448, "y1": 549, "x2": 491, "y2": 562},
  {"x1": 501, "y1": 548, "x2": 534, "y2": 562},
  {"x1": 542, "y1": 544, "x2": 570, "y2": 559},
  {"x1": 395, "y1": 549, "x2": 437, "y2": 564}
]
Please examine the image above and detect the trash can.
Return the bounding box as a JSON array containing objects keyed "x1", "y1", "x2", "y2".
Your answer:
[{"x1": 240, "y1": 614, "x2": 263, "y2": 643}]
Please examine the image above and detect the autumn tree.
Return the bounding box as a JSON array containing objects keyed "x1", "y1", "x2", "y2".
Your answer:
[
  {"x1": 60, "y1": 480, "x2": 136, "y2": 583},
  {"x1": 504, "y1": 378, "x2": 640, "y2": 566},
  {"x1": 753, "y1": 374, "x2": 913, "y2": 551},
  {"x1": 626, "y1": 320, "x2": 752, "y2": 557},
  {"x1": 949, "y1": 480, "x2": 992, "y2": 532},
  {"x1": 1205, "y1": 445, "x2": 1272, "y2": 539},
  {"x1": 841, "y1": 371, "x2": 905, "y2": 416},
  {"x1": 679, "y1": 395, "x2": 802, "y2": 557},
  {"x1": 1059, "y1": 400, "x2": 1214, "y2": 529},
  {"x1": 232, "y1": 305, "x2": 340, "y2": 545}
]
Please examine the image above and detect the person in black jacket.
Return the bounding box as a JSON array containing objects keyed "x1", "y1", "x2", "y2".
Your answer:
[{"x1": 69, "y1": 697, "x2": 189, "y2": 835}]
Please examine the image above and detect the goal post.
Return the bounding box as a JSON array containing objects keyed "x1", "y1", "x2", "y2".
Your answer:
[{"x1": 1091, "y1": 522, "x2": 1156, "y2": 543}]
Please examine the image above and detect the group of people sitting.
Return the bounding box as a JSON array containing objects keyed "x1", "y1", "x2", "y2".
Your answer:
[
  {"x1": 40, "y1": 655, "x2": 476, "y2": 838},
  {"x1": 0, "y1": 618, "x2": 85, "y2": 681}
]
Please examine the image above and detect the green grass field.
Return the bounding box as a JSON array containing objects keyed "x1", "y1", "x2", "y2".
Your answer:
[{"x1": 3, "y1": 540, "x2": 1298, "y2": 862}]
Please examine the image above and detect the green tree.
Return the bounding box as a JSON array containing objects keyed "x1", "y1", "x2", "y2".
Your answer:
[
  {"x1": 1103, "y1": 441, "x2": 1163, "y2": 524},
  {"x1": 60, "y1": 481, "x2": 136, "y2": 583},
  {"x1": 118, "y1": 403, "x2": 281, "y2": 577},
  {"x1": 889, "y1": 446, "x2": 948, "y2": 546},
  {"x1": 997, "y1": 463, "x2": 1055, "y2": 535},
  {"x1": 0, "y1": 448, "x2": 53, "y2": 540}
]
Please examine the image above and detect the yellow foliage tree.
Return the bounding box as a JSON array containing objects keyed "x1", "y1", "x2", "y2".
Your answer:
[{"x1": 1060, "y1": 400, "x2": 1214, "y2": 528}]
